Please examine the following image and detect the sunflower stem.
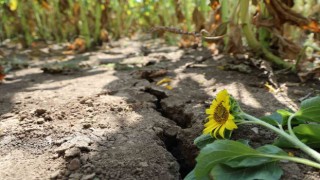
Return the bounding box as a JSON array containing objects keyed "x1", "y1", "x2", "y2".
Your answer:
[
  {"x1": 287, "y1": 114, "x2": 298, "y2": 139},
  {"x1": 261, "y1": 154, "x2": 320, "y2": 169},
  {"x1": 241, "y1": 113, "x2": 320, "y2": 163}
]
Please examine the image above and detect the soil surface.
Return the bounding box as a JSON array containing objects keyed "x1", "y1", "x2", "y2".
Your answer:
[{"x1": 0, "y1": 37, "x2": 319, "y2": 180}]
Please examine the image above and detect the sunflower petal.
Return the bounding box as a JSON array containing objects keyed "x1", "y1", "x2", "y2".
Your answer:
[
  {"x1": 225, "y1": 116, "x2": 238, "y2": 130},
  {"x1": 205, "y1": 108, "x2": 213, "y2": 115},
  {"x1": 216, "y1": 89, "x2": 229, "y2": 102},
  {"x1": 213, "y1": 125, "x2": 221, "y2": 138},
  {"x1": 203, "y1": 121, "x2": 219, "y2": 134},
  {"x1": 219, "y1": 124, "x2": 226, "y2": 138}
]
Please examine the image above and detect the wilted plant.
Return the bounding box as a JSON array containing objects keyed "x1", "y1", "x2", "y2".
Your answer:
[{"x1": 186, "y1": 89, "x2": 320, "y2": 180}]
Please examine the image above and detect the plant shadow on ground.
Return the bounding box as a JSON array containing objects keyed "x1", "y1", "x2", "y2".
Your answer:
[{"x1": 0, "y1": 39, "x2": 319, "y2": 179}]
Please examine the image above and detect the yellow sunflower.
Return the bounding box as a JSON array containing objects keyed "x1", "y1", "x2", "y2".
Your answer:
[{"x1": 203, "y1": 89, "x2": 238, "y2": 138}]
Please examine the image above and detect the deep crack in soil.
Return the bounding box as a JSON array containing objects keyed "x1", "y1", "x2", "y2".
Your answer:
[
  {"x1": 145, "y1": 87, "x2": 194, "y2": 178},
  {"x1": 145, "y1": 87, "x2": 193, "y2": 129},
  {"x1": 160, "y1": 128, "x2": 194, "y2": 178}
]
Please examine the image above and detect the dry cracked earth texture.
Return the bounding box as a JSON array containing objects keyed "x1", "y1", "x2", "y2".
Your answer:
[{"x1": 0, "y1": 38, "x2": 319, "y2": 180}]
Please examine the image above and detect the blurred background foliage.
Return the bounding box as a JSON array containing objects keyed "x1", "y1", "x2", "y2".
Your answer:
[
  {"x1": 0, "y1": 0, "x2": 211, "y2": 46},
  {"x1": 0, "y1": 0, "x2": 320, "y2": 80}
]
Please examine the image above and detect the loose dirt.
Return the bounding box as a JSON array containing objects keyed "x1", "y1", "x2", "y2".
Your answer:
[{"x1": 0, "y1": 38, "x2": 319, "y2": 179}]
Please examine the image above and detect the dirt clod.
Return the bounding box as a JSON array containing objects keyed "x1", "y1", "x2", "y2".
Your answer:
[
  {"x1": 50, "y1": 171, "x2": 61, "y2": 179},
  {"x1": 65, "y1": 147, "x2": 81, "y2": 158},
  {"x1": 68, "y1": 158, "x2": 81, "y2": 171},
  {"x1": 34, "y1": 109, "x2": 47, "y2": 116}
]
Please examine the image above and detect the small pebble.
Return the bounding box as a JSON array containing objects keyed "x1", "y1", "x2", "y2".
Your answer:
[
  {"x1": 139, "y1": 162, "x2": 148, "y2": 167},
  {"x1": 36, "y1": 118, "x2": 45, "y2": 124},
  {"x1": 81, "y1": 173, "x2": 96, "y2": 180}
]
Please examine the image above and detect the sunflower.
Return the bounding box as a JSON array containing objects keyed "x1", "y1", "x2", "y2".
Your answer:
[{"x1": 203, "y1": 89, "x2": 238, "y2": 138}]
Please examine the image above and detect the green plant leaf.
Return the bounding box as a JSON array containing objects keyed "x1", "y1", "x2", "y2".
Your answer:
[
  {"x1": 277, "y1": 109, "x2": 294, "y2": 117},
  {"x1": 237, "y1": 139, "x2": 250, "y2": 146},
  {"x1": 296, "y1": 96, "x2": 320, "y2": 123},
  {"x1": 274, "y1": 124, "x2": 320, "y2": 148},
  {"x1": 194, "y1": 140, "x2": 288, "y2": 179},
  {"x1": 225, "y1": 144, "x2": 287, "y2": 168},
  {"x1": 261, "y1": 109, "x2": 304, "y2": 126},
  {"x1": 256, "y1": 144, "x2": 287, "y2": 155},
  {"x1": 194, "y1": 134, "x2": 215, "y2": 149},
  {"x1": 210, "y1": 162, "x2": 282, "y2": 180},
  {"x1": 261, "y1": 112, "x2": 283, "y2": 126}
]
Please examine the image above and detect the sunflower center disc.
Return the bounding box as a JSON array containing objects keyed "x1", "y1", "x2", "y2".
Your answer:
[{"x1": 214, "y1": 102, "x2": 229, "y2": 123}]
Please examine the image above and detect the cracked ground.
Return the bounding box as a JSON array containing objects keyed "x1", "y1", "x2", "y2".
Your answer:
[{"x1": 0, "y1": 38, "x2": 319, "y2": 180}]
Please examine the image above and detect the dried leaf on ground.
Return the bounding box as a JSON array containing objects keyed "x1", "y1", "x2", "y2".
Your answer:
[
  {"x1": 64, "y1": 38, "x2": 86, "y2": 55},
  {"x1": 223, "y1": 64, "x2": 252, "y2": 74},
  {"x1": 156, "y1": 77, "x2": 173, "y2": 90},
  {"x1": 164, "y1": 85, "x2": 173, "y2": 90},
  {"x1": 179, "y1": 35, "x2": 200, "y2": 49},
  {"x1": 156, "y1": 77, "x2": 172, "y2": 86},
  {"x1": 298, "y1": 66, "x2": 320, "y2": 82},
  {"x1": 265, "y1": 82, "x2": 278, "y2": 94},
  {"x1": 250, "y1": 59, "x2": 278, "y2": 88}
]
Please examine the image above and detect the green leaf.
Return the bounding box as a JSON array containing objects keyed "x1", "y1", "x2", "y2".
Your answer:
[
  {"x1": 274, "y1": 124, "x2": 320, "y2": 148},
  {"x1": 225, "y1": 145, "x2": 286, "y2": 168},
  {"x1": 194, "y1": 140, "x2": 288, "y2": 179},
  {"x1": 261, "y1": 109, "x2": 304, "y2": 126},
  {"x1": 277, "y1": 109, "x2": 293, "y2": 115},
  {"x1": 237, "y1": 139, "x2": 250, "y2": 146},
  {"x1": 296, "y1": 96, "x2": 320, "y2": 123},
  {"x1": 256, "y1": 144, "x2": 287, "y2": 155},
  {"x1": 210, "y1": 162, "x2": 282, "y2": 180},
  {"x1": 261, "y1": 112, "x2": 283, "y2": 126},
  {"x1": 194, "y1": 134, "x2": 215, "y2": 149}
]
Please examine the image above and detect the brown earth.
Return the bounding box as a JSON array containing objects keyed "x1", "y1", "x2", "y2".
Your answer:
[{"x1": 0, "y1": 38, "x2": 319, "y2": 180}]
